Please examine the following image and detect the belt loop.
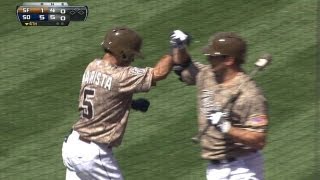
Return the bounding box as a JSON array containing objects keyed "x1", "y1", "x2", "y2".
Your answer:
[{"x1": 64, "y1": 129, "x2": 73, "y2": 143}]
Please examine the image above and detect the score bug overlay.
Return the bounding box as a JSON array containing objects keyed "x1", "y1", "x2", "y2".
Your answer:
[{"x1": 16, "y1": 2, "x2": 88, "y2": 26}]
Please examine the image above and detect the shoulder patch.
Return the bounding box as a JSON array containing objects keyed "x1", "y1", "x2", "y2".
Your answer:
[{"x1": 246, "y1": 114, "x2": 268, "y2": 126}]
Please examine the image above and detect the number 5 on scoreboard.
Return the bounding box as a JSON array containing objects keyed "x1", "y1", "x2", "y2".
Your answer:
[
  {"x1": 50, "y1": 14, "x2": 55, "y2": 20},
  {"x1": 39, "y1": 15, "x2": 46, "y2": 20}
]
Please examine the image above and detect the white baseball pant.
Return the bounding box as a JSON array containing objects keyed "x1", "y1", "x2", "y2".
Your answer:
[
  {"x1": 206, "y1": 151, "x2": 264, "y2": 180},
  {"x1": 62, "y1": 130, "x2": 124, "y2": 180}
]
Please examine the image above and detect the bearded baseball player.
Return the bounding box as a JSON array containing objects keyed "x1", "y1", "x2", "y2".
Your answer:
[
  {"x1": 170, "y1": 30, "x2": 269, "y2": 180},
  {"x1": 62, "y1": 27, "x2": 174, "y2": 180}
]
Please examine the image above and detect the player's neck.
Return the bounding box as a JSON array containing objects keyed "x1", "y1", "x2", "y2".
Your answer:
[
  {"x1": 220, "y1": 66, "x2": 242, "y2": 85},
  {"x1": 102, "y1": 53, "x2": 117, "y2": 65},
  {"x1": 102, "y1": 53, "x2": 130, "y2": 66}
]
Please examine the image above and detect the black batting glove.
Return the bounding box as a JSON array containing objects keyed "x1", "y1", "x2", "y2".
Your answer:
[{"x1": 131, "y1": 98, "x2": 150, "y2": 112}]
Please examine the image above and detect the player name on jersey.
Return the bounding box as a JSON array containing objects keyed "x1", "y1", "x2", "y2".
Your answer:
[
  {"x1": 82, "y1": 70, "x2": 113, "y2": 90},
  {"x1": 16, "y1": 2, "x2": 88, "y2": 26}
]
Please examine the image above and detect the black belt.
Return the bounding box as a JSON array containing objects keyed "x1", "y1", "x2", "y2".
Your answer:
[
  {"x1": 64, "y1": 129, "x2": 112, "y2": 148},
  {"x1": 64, "y1": 129, "x2": 91, "y2": 144},
  {"x1": 79, "y1": 135, "x2": 113, "y2": 149},
  {"x1": 210, "y1": 157, "x2": 236, "y2": 164}
]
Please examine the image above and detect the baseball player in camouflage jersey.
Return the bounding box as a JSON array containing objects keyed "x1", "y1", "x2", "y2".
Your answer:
[
  {"x1": 62, "y1": 27, "x2": 174, "y2": 180},
  {"x1": 170, "y1": 30, "x2": 268, "y2": 180}
]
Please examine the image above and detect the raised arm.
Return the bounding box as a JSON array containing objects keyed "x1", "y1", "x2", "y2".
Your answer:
[
  {"x1": 169, "y1": 30, "x2": 203, "y2": 85},
  {"x1": 152, "y1": 54, "x2": 174, "y2": 82}
]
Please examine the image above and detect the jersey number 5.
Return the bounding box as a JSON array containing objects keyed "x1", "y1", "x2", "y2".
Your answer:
[{"x1": 81, "y1": 88, "x2": 95, "y2": 119}]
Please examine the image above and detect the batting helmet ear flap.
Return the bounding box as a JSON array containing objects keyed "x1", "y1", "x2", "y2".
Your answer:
[
  {"x1": 121, "y1": 51, "x2": 127, "y2": 61},
  {"x1": 120, "y1": 49, "x2": 135, "y2": 62}
]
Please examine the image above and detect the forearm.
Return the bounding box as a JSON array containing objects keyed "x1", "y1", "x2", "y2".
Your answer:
[
  {"x1": 152, "y1": 55, "x2": 174, "y2": 82},
  {"x1": 172, "y1": 48, "x2": 191, "y2": 65},
  {"x1": 171, "y1": 48, "x2": 198, "y2": 85},
  {"x1": 169, "y1": 29, "x2": 196, "y2": 84},
  {"x1": 226, "y1": 126, "x2": 266, "y2": 150}
]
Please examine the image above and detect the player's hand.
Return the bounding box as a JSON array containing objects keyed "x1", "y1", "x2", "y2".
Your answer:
[
  {"x1": 131, "y1": 98, "x2": 150, "y2": 112},
  {"x1": 207, "y1": 112, "x2": 231, "y2": 133},
  {"x1": 170, "y1": 30, "x2": 191, "y2": 49}
]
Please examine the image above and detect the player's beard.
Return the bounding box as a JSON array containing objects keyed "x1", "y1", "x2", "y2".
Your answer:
[
  {"x1": 214, "y1": 67, "x2": 227, "y2": 84},
  {"x1": 211, "y1": 62, "x2": 227, "y2": 84}
]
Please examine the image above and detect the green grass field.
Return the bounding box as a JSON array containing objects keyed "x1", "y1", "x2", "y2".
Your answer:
[{"x1": 0, "y1": 0, "x2": 317, "y2": 179}]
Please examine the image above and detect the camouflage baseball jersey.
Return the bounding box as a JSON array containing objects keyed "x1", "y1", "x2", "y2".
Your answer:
[
  {"x1": 181, "y1": 62, "x2": 268, "y2": 160},
  {"x1": 73, "y1": 59, "x2": 153, "y2": 147}
]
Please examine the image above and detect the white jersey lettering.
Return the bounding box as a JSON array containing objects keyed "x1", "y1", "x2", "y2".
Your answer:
[
  {"x1": 82, "y1": 70, "x2": 113, "y2": 90},
  {"x1": 104, "y1": 75, "x2": 112, "y2": 90},
  {"x1": 95, "y1": 72, "x2": 101, "y2": 86}
]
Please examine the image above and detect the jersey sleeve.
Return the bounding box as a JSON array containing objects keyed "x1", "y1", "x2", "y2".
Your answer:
[
  {"x1": 243, "y1": 92, "x2": 269, "y2": 133},
  {"x1": 180, "y1": 61, "x2": 208, "y2": 85},
  {"x1": 118, "y1": 66, "x2": 154, "y2": 93}
]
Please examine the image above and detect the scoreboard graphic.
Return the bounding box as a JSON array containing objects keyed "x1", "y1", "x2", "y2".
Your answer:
[{"x1": 16, "y1": 2, "x2": 88, "y2": 26}]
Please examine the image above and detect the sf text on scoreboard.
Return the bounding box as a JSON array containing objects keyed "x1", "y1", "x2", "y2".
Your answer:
[{"x1": 16, "y1": 2, "x2": 88, "y2": 26}]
